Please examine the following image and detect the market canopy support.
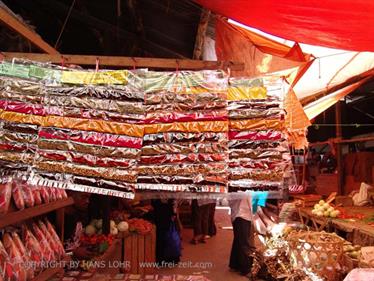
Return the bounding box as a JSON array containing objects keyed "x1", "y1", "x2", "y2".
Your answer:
[
  {"x1": 1, "y1": 52, "x2": 244, "y2": 71},
  {"x1": 0, "y1": 6, "x2": 58, "y2": 54}
]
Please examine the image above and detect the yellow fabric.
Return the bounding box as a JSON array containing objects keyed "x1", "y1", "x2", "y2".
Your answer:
[
  {"x1": 144, "y1": 121, "x2": 228, "y2": 134},
  {"x1": 228, "y1": 86, "x2": 267, "y2": 100},
  {"x1": 61, "y1": 70, "x2": 129, "y2": 85}
]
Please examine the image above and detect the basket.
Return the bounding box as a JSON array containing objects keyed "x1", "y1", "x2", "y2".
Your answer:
[{"x1": 287, "y1": 231, "x2": 344, "y2": 280}]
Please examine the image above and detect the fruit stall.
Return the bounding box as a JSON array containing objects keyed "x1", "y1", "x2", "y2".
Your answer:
[{"x1": 298, "y1": 198, "x2": 374, "y2": 245}]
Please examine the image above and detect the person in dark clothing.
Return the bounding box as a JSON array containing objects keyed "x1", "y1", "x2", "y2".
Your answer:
[
  {"x1": 191, "y1": 199, "x2": 213, "y2": 244},
  {"x1": 229, "y1": 194, "x2": 255, "y2": 276},
  {"x1": 151, "y1": 199, "x2": 181, "y2": 264},
  {"x1": 207, "y1": 202, "x2": 217, "y2": 237},
  {"x1": 64, "y1": 191, "x2": 91, "y2": 240}
]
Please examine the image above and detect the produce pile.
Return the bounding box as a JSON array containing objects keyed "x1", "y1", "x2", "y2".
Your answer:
[
  {"x1": 227, "y1": 77, "x2": 291, "y2": 192},
  {"x1": 311, "y1": 200, "x2": 341, "y2": 218},
  {"x1": 343, "y1": 243, "x2": 361, "y2": 260},
  {"x1": 127, "y1": 218, "x2": 153, "y2": 235},
  {"x1": 84, "y1": 219, "x2": 129, "y2": 237},
  {"x1": 0, "y1": 177, "x2": 67, "y2": 214},
  {"x1": 137, "y1": 71, "x2": 229, "y2": 193},
  {"x1": 0, "y1": 218, "x2": 65, "y2": 281}
]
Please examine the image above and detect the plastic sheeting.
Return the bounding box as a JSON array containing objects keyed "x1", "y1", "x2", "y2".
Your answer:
[
  {"x1": 139, "y1": 70, "x2": 229, "y2": 193},
  {"x1": 0, "y1": 61, "x2": 296, "y2": 198},
  {"x1": 227, "y1": 76, "x2": 294, "y2": 192}
]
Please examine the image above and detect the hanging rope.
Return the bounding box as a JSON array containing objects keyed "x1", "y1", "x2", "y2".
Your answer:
[{"x1": 54, "y1": 0, "x2": 76, "y2": 49}]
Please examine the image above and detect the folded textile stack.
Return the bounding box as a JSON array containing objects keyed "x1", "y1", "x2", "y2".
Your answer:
[
  {"x1": 0, "y1": 64, "x2": 145, "y2": 198},
  {"x1": 0, "y1": 77, "x2": 41, "y2": 172},
  {"x1": 137, "y1": 70, "x2": 229, "y2": 193},
  {"x1": 30, "y1": 70, "x2": 145, "y2": 198},
  {"x1": 227, "y1": 77, "x2": 292, "y2": 192}
]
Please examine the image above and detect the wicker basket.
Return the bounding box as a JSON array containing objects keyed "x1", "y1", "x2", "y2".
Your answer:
[{"x1": 287, "y1": 231, "x2": 344, "y2": 280}]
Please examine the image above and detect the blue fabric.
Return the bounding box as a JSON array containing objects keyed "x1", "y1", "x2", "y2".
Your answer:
[
  {"x1": 251, "y1": 191, "x2": 268, "y2": 214},
  {"x1": 163, "y1": 221, "x2": 181, "y2": 262}
]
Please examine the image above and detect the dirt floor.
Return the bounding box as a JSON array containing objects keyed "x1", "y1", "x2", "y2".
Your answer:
[{"x1": 156, "y1": 207, "x2": 253, "y2": 281}]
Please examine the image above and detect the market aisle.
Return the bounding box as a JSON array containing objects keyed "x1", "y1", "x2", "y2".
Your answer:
[{"x1": 157, "y1": 207, "x2": 248, "y2": 281}]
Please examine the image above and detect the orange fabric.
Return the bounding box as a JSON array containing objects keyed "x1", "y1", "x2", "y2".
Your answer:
[
  {"x1": 229, "y1": 119, "x2": 285, "y2": 131},
  {"x1": 215, "y1": 18, "x2": 310, "y2": 76},
  {"x1": 0, "y1": 110, "x2": 144, "y2": 138},
  {"x1": 144, "y1": 121, "x2": 228, "y2": 134},
  {"x1": 0, "y1": 110, "x2": 44, "y2": 126},
  {"x1": 284, "y1": 89, "x2": 310, "y2": 149}
]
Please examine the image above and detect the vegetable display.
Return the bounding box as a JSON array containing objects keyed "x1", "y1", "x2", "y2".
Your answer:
[{"x1": 311, "y1": 200, "x2": 341, "y2": 218}]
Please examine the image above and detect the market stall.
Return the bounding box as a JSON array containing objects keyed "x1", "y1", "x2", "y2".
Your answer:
[
  {"x1": 299, "y1": 206, "x2": 374, "y2": 246},
  {"x1": 1, "y1": 1, "x2": 374, "y2": 280}
]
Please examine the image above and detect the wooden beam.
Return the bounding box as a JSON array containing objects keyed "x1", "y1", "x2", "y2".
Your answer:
[
  {"x1": 309, "y1": 136, "x2": 374, "y2": 147},
  {"x1": 301, "y1": 69, "x2": 374, "y2": 106},
  {"x1": 193, "y1": 9, "x2": 210, "y2": 60},
  {"x1": 337, "y1": 136, "x2": 374, "y2": 144},
  {"x1": 2, "y1": 52, "x2": 244, "y2": 71},
  {"x1": 335, "y1": 101, "x2": 344, "y2": 195},
  {"x1": 0, "y1": 5, "x2": 58, "y2": 54}
]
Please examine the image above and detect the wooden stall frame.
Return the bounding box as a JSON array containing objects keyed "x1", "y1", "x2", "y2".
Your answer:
[
  {"x1": 0, "y1": 197, "x2": 74, "y2": 280},
  {"x1": 1, "y1": 52, "x2": 244, "y2": 71}
]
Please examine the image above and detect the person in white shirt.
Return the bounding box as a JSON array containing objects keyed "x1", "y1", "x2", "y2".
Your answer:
[{"x1": 229, "y1": 192, "x2": 255, "y2": 276}]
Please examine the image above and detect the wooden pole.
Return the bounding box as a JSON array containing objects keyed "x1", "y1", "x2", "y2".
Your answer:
[
  {"x1": 2, "y1": 52, "x2": 244, "y2": 71},
  {"x1": 309, "y1": 136, "x2": 374, "y2": 147},
  {"x1": 335, "y1": 101, "x2": 344, "y2": 195},
  {"x1": 102, "y1": 196, "x2": 111, "y2": 235},
  {"x1": 0, "y1": 6, "x2": 58, "y2": 54},
  {"x1": 193, "y1": 9, "x2": 210, "y2": 60}
]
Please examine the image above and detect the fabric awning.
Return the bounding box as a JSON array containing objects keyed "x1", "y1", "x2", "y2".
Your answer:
[
  {"x1": 215, "y1": 18, "x2": 310, "y2": 76},
  {"x1": 197, "y1": 0, "x2": 374, "y2": 52},
  {"x1": 303, "y1": 77, "x2": 371, "y2": 120}
]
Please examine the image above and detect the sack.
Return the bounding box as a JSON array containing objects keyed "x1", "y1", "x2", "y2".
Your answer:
[
  {"x1": 352, "y1": 182, "x2": 372, "y2": 206},
  {"x1": 162, "y1": 221, "x2": 181, "y2": 263}
]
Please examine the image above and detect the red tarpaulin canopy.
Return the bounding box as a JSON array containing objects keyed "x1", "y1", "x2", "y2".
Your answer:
[{"x1": 197, "y1": 0, "x2": 374, "y2": 52}]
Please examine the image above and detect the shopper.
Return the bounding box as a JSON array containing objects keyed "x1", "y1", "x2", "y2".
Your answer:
[
  {"x1": 229, "y1": 192, "x2": 255, "y2": 276},
  {"x1": 207, "y1": 201, "x2": 217, "y2": 237},
  {"x1": 190, "y1": 199, "x2": 214, "y2": 244},
  {"x1": 151, "y1": 199, "x2": 181, "y2": 265}
]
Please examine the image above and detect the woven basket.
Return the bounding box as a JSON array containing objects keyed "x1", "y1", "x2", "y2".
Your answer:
[{"x1": 287, "y1": 231, "x2": 344, "y2": 280}]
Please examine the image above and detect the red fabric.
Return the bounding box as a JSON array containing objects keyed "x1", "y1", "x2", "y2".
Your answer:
[
  {"x1": 197, "y1": 0, "x2": 374, "y2": 52},
  {"x1": 228, "y1": 131, "x2": 282, "y2": 141},
  {"x1": 40, "y1": 151, "x2": 134, "y2": 168}
]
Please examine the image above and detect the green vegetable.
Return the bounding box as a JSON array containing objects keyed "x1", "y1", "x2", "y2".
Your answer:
[{"x1": 98, "y1": 241, "x2": 109, "y2": 253}]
